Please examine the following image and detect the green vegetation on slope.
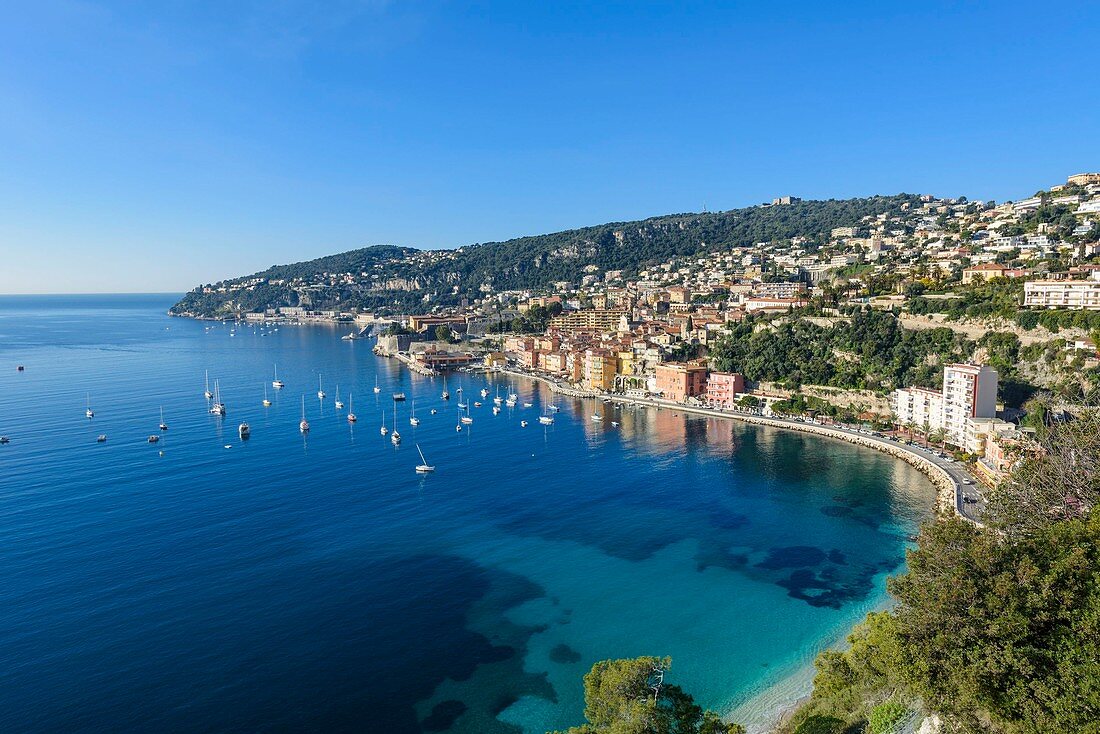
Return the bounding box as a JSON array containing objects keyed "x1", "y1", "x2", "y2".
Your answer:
[
  {"x1": 170, "y1": 195, "x2": 923, "y2": 317},
  {"x1": 549, "y1": 656, "x2": 744, "y2": 734},
  {"x1": 709, "y1": 306, "x2": 1097, "y2": 404},
  {"x1": 709, "y1": 308, "x2": 972, "y2": 392},
  {"x1": 783, "y1": 405, "x2": 1100, "y2": 734}
]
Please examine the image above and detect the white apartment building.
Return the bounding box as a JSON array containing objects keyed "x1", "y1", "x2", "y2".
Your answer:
[
  {"x1": 892, "y1": 387, "x2": 944, "y2": 431},
  {"x1": 892, "y1": 363, "x2": 998, "y2": 448},
  {"x1": 1024, "y1": 272, "x2": 1100, "y2": 310},
  {"x1": 754, "y1": 281, "x2": 806, "y2": 299},
  {"x1": 942, "y1": 364, "x2": 999, "y2": 448}
]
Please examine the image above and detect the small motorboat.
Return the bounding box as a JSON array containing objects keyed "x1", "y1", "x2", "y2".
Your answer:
[
  {"x1": 392, "y1": 393, "x2": 407, "y2": 402},
  {"x1": 591, "y1": 413, "x2": 603, "y2": 422},
  {"x1": 520, "y1": 421, "x2": 528, "y2": 427},
  {"x1": 523, "y1": 402, "x2": 533, "y2": 408},
  {"x1": 539, "y1": 415, "x2": 555, "y2": 425},
  {"x1": 239, "y1": 423, "x2": 251, "y2": 439},
  {"x1": 455, "y1": 423, "x2": 463, "y2": 432},
  {"x1": 0, "y1": 436, "x2": 10, "y2": 444},
  {"x1": 430, "y1": 408, "x2": 438, "y2": 415},
  {"x1": 474, "y1": 401, "x2": 482, "y2": 408},
  {"x1": 95, "y1": 435, "x2": 106, "y2": 443},
  {"x1": 16, "y1": 365, "x2": 24, "y2": 372},
  {"x1": 148, "y1": 435, "x2": 160, "y2": 443}
]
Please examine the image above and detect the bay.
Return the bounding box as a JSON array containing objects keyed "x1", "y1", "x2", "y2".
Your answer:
[{"x1": 0, "y1": 294, "x2": 934, "y2": 733}]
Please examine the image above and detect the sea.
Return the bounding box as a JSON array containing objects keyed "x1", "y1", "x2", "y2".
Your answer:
[{"x1": 0, "y1": 294, "x2": 935, "y2": 733}]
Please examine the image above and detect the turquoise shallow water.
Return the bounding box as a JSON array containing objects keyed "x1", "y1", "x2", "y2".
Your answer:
[{"x1": 0, "y1": 294, "x2": 934, "y2": 733}]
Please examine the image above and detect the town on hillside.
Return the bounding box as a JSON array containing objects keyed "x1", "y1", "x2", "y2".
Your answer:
[{"x1": 177, "y1": 172, "x2": 1100, "y2": 486}]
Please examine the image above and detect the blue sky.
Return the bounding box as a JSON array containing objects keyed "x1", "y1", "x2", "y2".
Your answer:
[{"x1": 1, "y1": 1, "x2": 1098, "y2": 293}]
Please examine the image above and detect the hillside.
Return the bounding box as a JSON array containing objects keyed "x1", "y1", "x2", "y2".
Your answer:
[{"x1": 169, "y1": 194, "x2": 921, "y2": 317}]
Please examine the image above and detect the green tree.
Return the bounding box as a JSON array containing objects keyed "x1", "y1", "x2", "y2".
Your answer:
[
  {"x1": 551, "y1": 657, "x2": 744, "y2": 734},
  {"x1": 434, "y1": 324, "x2": 452, "y2": 342}
]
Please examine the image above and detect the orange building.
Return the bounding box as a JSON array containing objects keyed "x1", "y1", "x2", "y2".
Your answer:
[{"x1": 584, "y1": 350, "x2": 618, "y2": 391}]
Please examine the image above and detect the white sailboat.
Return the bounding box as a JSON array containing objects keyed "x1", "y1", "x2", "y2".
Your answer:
[
  {"x1": 263, "y1": 384, "x2": 272, "y2": 407},
  {"x1": 335, "y1": 385, "x2": 344, "y2": 409},
  {"x1": 299, "y1": 395, "x2": 310, "y2": 432},
  {"x1": 272, "y1": 364, "x2": 284, "y2": 389},
  {"x1": 317, "y1": 374, "x2": 326, "y2": 399},
  {"x1": 380, "y1": 409, "x2": 388, "y2": 436},
  {"x1": 409, "y1": 398, "x2": 420, "y2": 426},
  {"x1": 85, "y1": 393, "x2": 94, "y2": 419},
  {"x1": 210, "y1": 381, "x2": 226, "y2": 416},
  {"x1": 414, "y1": 444, "x2": 435, "y2": 473},
  {"x1": 373, "y1": 376, "x2": 381, "y2": 394},
  {"x1": 204, "y1": 370, "x2": 213, "y2": 399},
  {"x1": 159, "y1": 407, "x2": 168, "y2": 431},
  {"x1": 391, "y1": 405, "x2": 401, "y2": 445},
  {"x1": 441, "y1": 375, "x2": 450, "y2": 401},
  {"x1": 460, "y1": 404, "x2": 474, "y2": 425},
  {"x1": 347, "y1": 393, "x2": 357, "y2": 423}
]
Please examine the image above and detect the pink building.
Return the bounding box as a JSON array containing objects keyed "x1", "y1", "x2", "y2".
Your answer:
[
  {"x1": 655, "y1": 362, "x2": 709, "y2": 402},
  {"x1": 705, "y1": 372, "x2": 746, "y2": 408}
]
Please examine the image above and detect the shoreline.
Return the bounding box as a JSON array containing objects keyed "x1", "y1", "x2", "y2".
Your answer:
[{"x1": 489, "y1": 366, "x2": 966, "y2": 520}]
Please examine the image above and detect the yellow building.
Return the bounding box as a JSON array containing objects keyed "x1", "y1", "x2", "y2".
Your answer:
[
  {"x1": 483, "y1": 352, "x2": 507, "y2": 368},
  {"x1": 549, "y1": 309, "x2": 627, "y2": 334},
  {"x1": 616, "y1": 350, "x2": 635, "y2": 376}
]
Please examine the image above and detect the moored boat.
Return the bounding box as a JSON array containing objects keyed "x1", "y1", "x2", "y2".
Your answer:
[{"x1": 414, "y1": 444, "x2": 434, "y2": 473}]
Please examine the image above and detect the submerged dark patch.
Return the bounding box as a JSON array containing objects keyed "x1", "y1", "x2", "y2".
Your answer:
[
  {"x1": 549, "y1": 643, "x2": 582, "y2": 664},
  {"x1": 756, "y1": 546, "x2": 828, "y2": 569},
  {"x1": 422, "y1": 700, "x2": 467, "y2": 732}
]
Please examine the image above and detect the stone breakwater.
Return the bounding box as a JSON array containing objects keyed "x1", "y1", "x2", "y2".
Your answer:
[{"x1": 492, "y1": 367, "x2": 964, "y2": 521}]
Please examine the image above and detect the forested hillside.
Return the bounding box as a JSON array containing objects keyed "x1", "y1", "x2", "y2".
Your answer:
[{"x1": 170, "y1": 195, "x2": 921, "y2": 317}]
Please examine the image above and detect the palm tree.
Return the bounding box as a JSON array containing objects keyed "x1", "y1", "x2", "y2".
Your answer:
[{"x1": 928, "y1": 427, "x2": 947, "y2": 453}]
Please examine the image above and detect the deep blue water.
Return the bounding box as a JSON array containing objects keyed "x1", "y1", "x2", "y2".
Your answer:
[{"x1": 0, "y1": 294, "x2": 935, "y2": 733}]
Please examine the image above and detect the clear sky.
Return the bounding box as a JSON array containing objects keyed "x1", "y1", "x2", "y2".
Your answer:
[{"x1": 2, "y1": 1, "x2": 1098, "y2": 294}]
